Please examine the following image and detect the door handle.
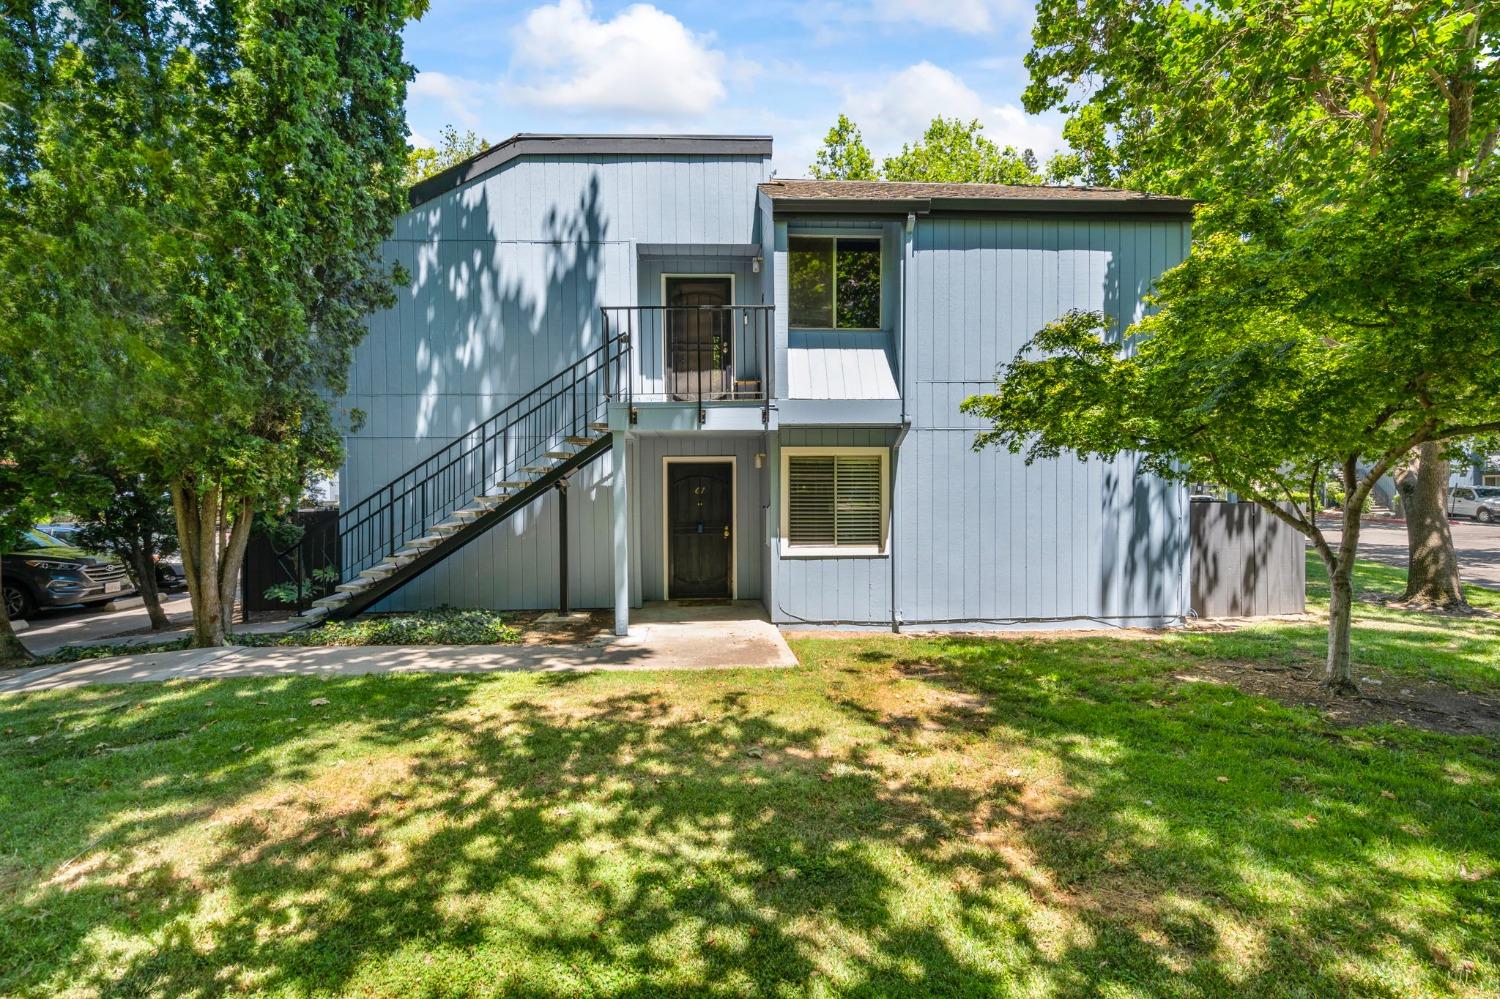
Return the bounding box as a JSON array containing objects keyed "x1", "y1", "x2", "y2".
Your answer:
[{"x1": 722, "y1": 525, "x2": 730, "y2": 539}]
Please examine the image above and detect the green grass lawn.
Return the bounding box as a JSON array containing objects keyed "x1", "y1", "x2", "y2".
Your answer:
[
  {"x1": 1, "y1": 561, "x2": 1496, "y2": 997},
  {"x1": 1177, "y1": 555, "x2": 1500, "y2": 694}
]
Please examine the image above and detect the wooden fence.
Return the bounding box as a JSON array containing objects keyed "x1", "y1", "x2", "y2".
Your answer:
[{"x1": 1190, "y1": 499, "x2": 1306, "y2": 618}]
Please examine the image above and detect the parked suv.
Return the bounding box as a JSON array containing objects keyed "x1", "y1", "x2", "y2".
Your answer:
[
  {"x1": 2, "y1": 529, "x2": 135, "y2": 620},
  {"x1": 1448, "y1": 486, "x2": 1500, "y2": 524}
]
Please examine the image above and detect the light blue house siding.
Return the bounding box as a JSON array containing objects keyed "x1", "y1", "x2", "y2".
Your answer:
[
  {"x1": 336, "y1": 135, "x2": 1194, "y2": 628},
  {"x1": 338, "y1": 139, "x2": 772, "y2": 610},
  {"x1": 764, "y1": 215, "x2": 1192, "y2": 627}
]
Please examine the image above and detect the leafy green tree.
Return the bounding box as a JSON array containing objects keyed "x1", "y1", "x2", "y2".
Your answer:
[
  {"x1": 405, "y1": 124, "x2": 489, "y2": 187},
  {"x1": 963, "y1": 180, "x2": 1500, "y2": 693},
  {"x1": 0, "y1": 406, "x2": 55, "y2": 664},
  {"x1": 809, "y1": 114, "x2": 878, "y2": 180},
  {"x1": 68, "y1": 463, "x2": 179, "y2": 632},
  {"x1": 882, "y1": 117, "x2": 1049, "y2": 185},
  {"x1": 2, "y1": 1, "x2": 423, "y2": 647},
  {"x1": 1024, "y1": 0, "x2": 1499, "y2": 610}
]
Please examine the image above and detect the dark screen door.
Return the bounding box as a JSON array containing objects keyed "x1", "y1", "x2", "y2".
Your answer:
[
  {"x1": 667, "y1": 461, "x2": 732, "y2": 598},
  {"x1": 665, "y1": 276, "x2": 731, "y2": 401}
]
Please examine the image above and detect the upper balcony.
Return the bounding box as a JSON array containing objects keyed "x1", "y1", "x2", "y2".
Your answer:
[{"x1": 601, "y1": 303, "x2": 773, "y2": 432}]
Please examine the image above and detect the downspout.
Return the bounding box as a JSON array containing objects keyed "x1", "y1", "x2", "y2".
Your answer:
[{"x1": 891, "y1": 211, "x2": 917, "y2": 633}]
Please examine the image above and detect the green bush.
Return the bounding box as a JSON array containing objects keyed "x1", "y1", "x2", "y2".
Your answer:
[{"x1": 244, "y1": 608, "x2": 521, "y2": 648}]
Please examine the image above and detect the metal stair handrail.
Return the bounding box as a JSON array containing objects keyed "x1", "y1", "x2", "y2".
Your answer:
[{"x1": 339, "y1": 331, "x2": 629, "y2": 579}]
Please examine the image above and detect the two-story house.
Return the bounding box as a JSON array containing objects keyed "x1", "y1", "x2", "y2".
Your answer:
[{"x1": 314, "y1": 134, "x2": 1195, "y2": 635}]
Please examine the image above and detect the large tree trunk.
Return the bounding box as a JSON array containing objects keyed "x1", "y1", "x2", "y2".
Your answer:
[
  {"x1": 1396, "y1": 442, "x2": 1467, "y2": 608},
  {"x1": 172, "y1": 478, "x2": 254, "y2": 648},
  {"x1": 0, "y1": 570, "x2": 34, "y2": 665},
  {"x1": 126, "y1": 547, "x2": 171, "y2": 631}
]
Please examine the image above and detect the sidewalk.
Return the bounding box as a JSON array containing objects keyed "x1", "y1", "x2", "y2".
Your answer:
[{"x1": 0, "y1": 602, "x2": 799, "y2": 694}]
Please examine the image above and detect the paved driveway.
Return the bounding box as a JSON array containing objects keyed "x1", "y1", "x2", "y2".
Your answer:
[
  {"x1": 1318, "y1": 518, "x2": 1500, "y2": 590},
  {"x1": 18, "y1": 592, "x2": 195, "y2": 655}
]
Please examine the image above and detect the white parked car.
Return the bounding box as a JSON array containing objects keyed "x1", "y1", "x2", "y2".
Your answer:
[{"x1": 1448, "y1": 485, "x2": 1500, "y2": 523}]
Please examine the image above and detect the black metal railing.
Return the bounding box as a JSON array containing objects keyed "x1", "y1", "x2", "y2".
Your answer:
[
  {"x1": 600, "y1": 305, "x2": 773, "y2": 425},
  {"x1": 338, "y1": 331, "x2": 630, "y2": 580}
]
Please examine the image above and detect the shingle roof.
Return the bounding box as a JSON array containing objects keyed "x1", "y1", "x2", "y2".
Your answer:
[{"x1": 758, "y1": 179, "x2": 1194, "y2": 216}]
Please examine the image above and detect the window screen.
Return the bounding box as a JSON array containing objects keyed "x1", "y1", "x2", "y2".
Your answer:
[{"x1": 787, "y1": 453, "x2": 885, "y2": 549}]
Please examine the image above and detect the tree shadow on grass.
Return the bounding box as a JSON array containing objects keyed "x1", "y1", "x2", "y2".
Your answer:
[
  {"x1": 3, "y1": 645, "x2": 1497, "y2": 997},
  {"x1": 864, "y1": 636, "x2": 1499, "y2": 996}
]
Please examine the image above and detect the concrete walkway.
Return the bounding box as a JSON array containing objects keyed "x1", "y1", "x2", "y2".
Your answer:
[{"x1": 0, "y1": 601, "x2": 798, "y2": 694}]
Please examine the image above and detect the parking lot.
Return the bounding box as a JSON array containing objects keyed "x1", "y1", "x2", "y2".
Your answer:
[
  {"x1": 1320, "y1": 517, "x2": 1500, "y2": 591},
  {"x1": 16, "y1": 592, "x2": 195, "y2": 656}
]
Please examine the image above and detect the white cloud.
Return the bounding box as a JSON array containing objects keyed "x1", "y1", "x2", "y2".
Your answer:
[
  {"x1": 845, "y1": 62, "x2": 1064, "y2": 163},
  {"x1": 506, "y1": 0, "x2": 728, "y2": 116},
  {"x1": 410, "y1": 71, "x2": 488, "y2": 129},
  {"x1": 872, "y1": 0, "x2": 1031, "y2": 33}
]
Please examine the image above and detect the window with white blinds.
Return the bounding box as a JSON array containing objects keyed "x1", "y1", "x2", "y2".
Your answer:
[{"x1": 784, "y1": 449, "x2": 887, "y2": 553}]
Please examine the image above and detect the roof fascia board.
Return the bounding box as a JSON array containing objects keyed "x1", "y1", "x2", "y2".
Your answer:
[{"x1": 768, "y1": 197, "x2": 1193, "y2": 219}]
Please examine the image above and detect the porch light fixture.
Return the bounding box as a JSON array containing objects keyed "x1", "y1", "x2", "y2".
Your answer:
[{"x1": 752, "y1": 256, "x2": 762, "y2": 273}]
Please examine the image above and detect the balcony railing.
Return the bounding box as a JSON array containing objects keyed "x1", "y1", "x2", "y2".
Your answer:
[{"x1": 601, "y1": 305, "x2": 773, "y2": 425}]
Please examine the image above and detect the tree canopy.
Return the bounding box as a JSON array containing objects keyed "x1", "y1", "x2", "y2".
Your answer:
[
  {"x1": 405, "y1": 124, "x2": 489, "y2": 188},
  {"x1": 810, "y1": 115, "x2": 878, "y2": 180},
  {"x1": 966, "y1": 0, "x2": 1500, "y2": 691},
  {"x1": 882, "y1": 117, "x2": 1047, "y2": 184},
  {"x1": 808, "y1": 114, "x2": 1078, "y2": 184},
  {"x1": 1, "y1": 0, "x2": 425, "y2": 646}
]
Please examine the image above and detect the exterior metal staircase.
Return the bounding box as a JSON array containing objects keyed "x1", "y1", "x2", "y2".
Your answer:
[{"x1": 305, "y1": 332, "x2": 629, "y2": 622}]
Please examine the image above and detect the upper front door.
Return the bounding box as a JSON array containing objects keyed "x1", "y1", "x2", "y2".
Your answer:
[
  {"x1": 664, "y1": 276, "x2": 732, "y2": 401},
  {"x1": 667, "y1": 460, "x2": 733, "y2": 599}
]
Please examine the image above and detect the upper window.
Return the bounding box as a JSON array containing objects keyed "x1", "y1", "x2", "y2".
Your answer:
[
  {"x1": 782, "y1": 447, "x2": 888, "y2": 555},
  {"x1": 788, "y1": 236, "x2": 881, "y2": 330}
]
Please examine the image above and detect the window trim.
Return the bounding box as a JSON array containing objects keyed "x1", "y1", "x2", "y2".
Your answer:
[
  {"x1": 779, "y1": 446, "x2": 890, "y2": 558},
  {"x1": 787, "y1": 234, "x2": 883, "y2": 332}
]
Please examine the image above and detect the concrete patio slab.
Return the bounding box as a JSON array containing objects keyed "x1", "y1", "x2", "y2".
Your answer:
[{"x1": 0, "y1": 601, "x2": 797, "y2": 693}]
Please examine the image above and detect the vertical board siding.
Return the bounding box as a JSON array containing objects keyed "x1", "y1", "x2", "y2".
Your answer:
[
  {"x1": 768, "y1": 427, "x2": 897, "y2": 625},
  {"x1": 631, "y1": 434, "x2": 767, "y2": 602},
  {"x1": 344, "y1": 152, "x2": 771, "y2": 610},
  {"x1": 633, "y1": 255, "x2": 763, "y2": 398},
  {"x1": 371, "y1": 447, "x2": 615, "y2": 612},
  {"x1": 770, "y1": 214, "x2": 1192, "y2": 626}
]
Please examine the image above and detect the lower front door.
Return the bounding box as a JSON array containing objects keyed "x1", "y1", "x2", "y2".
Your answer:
[{"x1": 667, "y1": 460, "x2": 733, "y2": 599}]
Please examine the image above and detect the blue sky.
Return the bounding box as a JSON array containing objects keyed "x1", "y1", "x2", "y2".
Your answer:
[{"x1": 402, "y1": 0, "x2": 1065, "y2": 177}]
